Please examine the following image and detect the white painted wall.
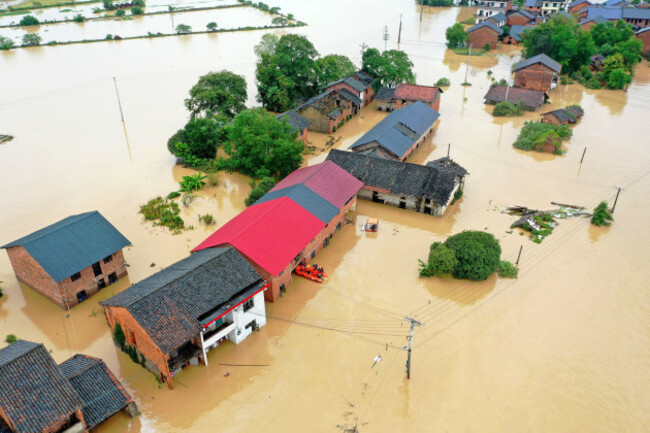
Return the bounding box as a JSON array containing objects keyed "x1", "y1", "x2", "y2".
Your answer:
[{"x1": 228, "y1": 292, "x2": 266, "y2": 344}]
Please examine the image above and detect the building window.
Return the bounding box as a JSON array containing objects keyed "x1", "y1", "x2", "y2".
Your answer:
[
  {"x1": 76, "y1": 290, "x2": 88, "y2": 303},
  {"x1": 243, "y1": 298, "x2": 254, "y2": 312},
  {"x1": 98, "y1": 279, "x2": 106, "y2": 290},
  {"x1": 71, "y1": 272, "x2": 81, "y2": 282},
  {"x1": 103, "y1": 254, "x2": 113, "y2": 264},
  {"x1": 92, "y1": 262, "x2": 102, "y2": 277},
  {"x1": 108, "y1": 272, "x2": 118, "y2": 284},
  {"x1": 311, "y1": 250, "x2": 316, "y2": 259}
]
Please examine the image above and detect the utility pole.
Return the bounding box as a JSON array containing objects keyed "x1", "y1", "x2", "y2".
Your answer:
[
  {"x1": 383, "y1": 26, "x2": 389, "y2": 52},
  {"x1": 447, "y1": 143, "x2": 450, "y2": 157},
  {"x1": 360, "y1": 42, "x2": 368, "y2": 59},
  {"x1": 580, "y1": 147, "x2": 587, "y2": 164},
  {"x1": 516, "y1": 245, "x2": 523, "y2": 266},
  {"x1": 404, "y1": 316, "x2": 423, "y2": 379},
  {"x1": 420, "y1": 3, "x2": 424, "y2": 21},
  {"x1": 113, "y1": 77, "x2": 125, "y2": 123},
  {"x1": 398, "y1": 13, "x2": 403, "y2": 46},
  {"x1": 464, "y1": 44, "x2": 472, "y2": 84},
  {"x1": 611, "y1": 187, "x2": 622, "y2": 213},
  {"x1": 504, "y1": 75, "x2": 511, "y2": 102}
]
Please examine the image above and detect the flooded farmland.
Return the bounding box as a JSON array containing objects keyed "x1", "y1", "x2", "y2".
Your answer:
[{"x1": 1, "y1": 1, "x2": 649, "y2": 432}]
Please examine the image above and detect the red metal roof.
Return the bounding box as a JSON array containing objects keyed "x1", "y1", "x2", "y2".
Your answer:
[
  {"x1": 393, "y1": 83, "x2": 440, "y2": 103},
  {"x1": 192, "y1": 197, "x2": 325, "y2": 276},
  {"x1": 270, "y1": 161, "x2": 363, "y2": 208}
]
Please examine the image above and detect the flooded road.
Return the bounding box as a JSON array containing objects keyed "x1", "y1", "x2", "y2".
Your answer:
[{"x1": 1, "y1": 1, "x2": 649, "y2": 432}]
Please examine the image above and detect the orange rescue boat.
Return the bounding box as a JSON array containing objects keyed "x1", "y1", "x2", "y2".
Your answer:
[{"x1": 294, "y1": 264, "x2": 326, "y2": 283}]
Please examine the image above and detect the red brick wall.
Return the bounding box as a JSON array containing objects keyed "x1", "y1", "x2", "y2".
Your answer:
[
  {"x1": 580, "y1": 21, "x2": 597, "y2": 31},
  {"x1": 514, "y1": 63, "x2": 557, "y2": 92},
  {"x1": 297, "y1": 128, "x2": 309, "y2": 144},
  {"x1": 637, "y1": 31, "x2": 650, "y2": 56},
  {"x1": 103, "y1": 305, "x2": 173, "y2": 388},
  {"x1": 502, "y1": 35, "x2": 520, "y2": 45},
  {"x1": 568, "y1": 2, "x2": 589, "y2": 14},
  {"x1": 468, "y1": 26, "x2": 500, "y2": 49},
  {"x1": 541, "y1": 113, "x2": 561, "y2": 125},
  {"x1": 507, "y1": 14, "x2": 531, "y2": 26}
]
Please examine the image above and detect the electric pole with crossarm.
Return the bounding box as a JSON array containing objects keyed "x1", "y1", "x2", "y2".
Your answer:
[{"x1": 404, "y1": 316, "x2": 423, "y2": 379}]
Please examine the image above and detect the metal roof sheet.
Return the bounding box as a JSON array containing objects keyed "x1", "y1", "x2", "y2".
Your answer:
[
  {"x1": 2, "y1": 211, "x2": 130, "y2": 282},
  {"x1": 255, "y1": 184, "x2": 339, "y2": 224}
]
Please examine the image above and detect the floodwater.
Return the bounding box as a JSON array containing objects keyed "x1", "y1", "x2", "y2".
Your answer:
[
  {"x1": 2, "y1": 4, "x2": 275, "y2": 43},
  {"x1": 1, "y1": 1, "x2": 649, "y2": 432}
]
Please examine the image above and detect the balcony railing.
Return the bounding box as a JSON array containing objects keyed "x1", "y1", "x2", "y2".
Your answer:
[{"x1": 202, "y1": 322, "x2": 236, "y2": 347}]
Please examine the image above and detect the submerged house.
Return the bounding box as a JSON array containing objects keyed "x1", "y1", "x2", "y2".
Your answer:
[
  {"x1": 324, "y1": 71, "x2": 375, "y2": 107},
  {"x1": 375, "y1": 83, "x2": 443, "y2": 112},
  {"x1": 193, "y1": 161, "x2": 362, "y2": 302},
  {"x1": 294, "y1": 89, "x2": 359, "y2": 134},
  {"x1": 277, "y1": 111, "x2": 311, "y2": 143},
  {"x1": 349, "y1": 101, "x2": 440, "y2": 162},
  {"x1": 466, "y1": 21, "x2": 503, "y2": 49},
  {"x1": 326, "y1": 149, "x2": 467, "y2": 217},
  {"x1": 502, "y1": 24, "x2": 535, "y2": 44},
  {"x1": 513, "y1": 53, "x2": 562, "y2": 92},
  {"x1": 484, "y1": 86, "x2": 547, "y2": 110},
  {"x1": 101, "y1": 247, "x2": 267, "y2": 389},
  {"x1": 1, "y1": 211, "x2": 130, "y2": 309},
  {"x1": 540, "y1": 106, "x2": 584, "y2": 124},
  {"x1": 0, "y1": 340, "x2": 137, "y2": 433},
  {"x1": 507, "y1": 9, "x2": 537, "y2": 26}
]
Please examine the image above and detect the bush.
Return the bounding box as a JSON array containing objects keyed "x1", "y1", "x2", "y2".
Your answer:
[
  {"x1": 21, "y1": 33, "x2": 41, "y2": 47},
  {"x1": 19, "y1": 15, "x2": 39, "y2": 26},
  {"x1": 207, "y1": 21, "x2": 218, "y2": 31},
  {"x1": 5, "y1": 334, "x2": 17, "y2": 344},
  {"x1": 245, "y1": 177, "x2": 276, "y2": 206},
  {"x1": 104, "y1": 0, "x2": 115, "y2": 10},
  {"x1": 513, "y1": 121, "x2": 572, "y2": 153},
  {"x1": 134, "y1": 0, "x2": 145, "y2": 6},
  {"x1": 483, "y1": 43, "x2": 491, "y2": 51},
  {"x1": 115, "y1": 9, "x2": 125, "y2": 17},
  {"x1": 606, "y1": 68, "x2": 631, "y2": 90},
  {"x1": 0, "y1": 37, "x2": 15, "y2": 50},
  {"x1": 497, "y1": 261, "x2": 518, "y2": 278},
  {"x1": 105, "y1": 34, "x2": 113, "y2": 40},
  {"x1": 73, "y1": 14, "x2": 85, "y2": 22},
  {"x1": 199, "y1": 214, "x2": 215, "y2": 224},
  {"x1": 179, "y1": 173, "x2": 207, "y2": 192},
  {"x1": 585, "y1": 77, "x2": 603, "y2": 89},
  {"x1": 139, "y1": 196, "x2": 185, "y2": 233},
  {"x1": 444, "y1": 231, "x2": 501, "y2": 281},
  {"x1": 424, "y1": 244, "x2": 458, "y2": 277},
  {"x1": 176, "y1": 24, "x2": 192, "y2": 34},
  {"x1": 435, "y1": 77, "x2": 450, "y2": 86},
  {"x1": 113, "y1": 323, "x2": 126, "y2": 348},
  {"x1": 492, "y1": 101, "x2": 524, "y2": 117},
  {"x1": 166, "y1": 191, "x2": 181, "y2": 200},
  {"x1": 591, "y1": 201, "x2": 614, "y2": 226},
  {"x1": 131, "y1": 6, "x2": 144, "y2": 15}
]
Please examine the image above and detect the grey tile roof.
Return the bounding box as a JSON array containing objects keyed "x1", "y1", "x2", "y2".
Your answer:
[
  {"x1": 376, "y1": 87, "x2": 396, "y2": 102},
  {"x1": 353, "y1": 70, "x2": 374, "y2": 86},
  {"x1": 467, "y1": 20, "x2": 504, "y2": 34},
  {"x1": 0, "y1": 341, "x2": 82, "y2": 433},
  {"x1": 59, "y1": 355, "x2": 133, "y2": 429},
  {"x1": 542, "y1": 108, "x2": 576, "y2": 123},
  {"x1": 509, "y1": 24, "x2": 534, "y2": 41},
  {"x1": 326, "y1": 150, "x2": 465, "y2": 206},
  {"x1": 568, "y1": 0, "x2": 591, "y2": 7},
  {"x1": 277, "y1": 110, "x2": 311, "y2": 133},
  {"x1": 254, "y1": 184, "x2": 339, "y2": 224},
  {"x1": 510, "y1": 8, "x2": 536, "y2": 18},
  {"x1": 1, "y1": 211, "x2": 130, "y2": 282},
  {"x1": 426, "y1": 157, "x2": 469, "y2": 177},
  {"x1": 326, "y1": 74, "x2": 370, "y2": 93},
  {"x1": 586, "y1": 5, "x2": 623, "y2": 19},
  {"x1": 622, "y1": 8, "x2": 650, "y2": 19},
  {"x1": 524, "y1": 0, "x2": 542, "y2": 7},
  {"x1": 488, "y1": 12, "x2": 507, "y2": 22},
  {"x1": 513, "y1": 53, "x2": 562, "y2": 73},
  {"x1": 349, "y1": 102, "x2": 440, "y2": 159},
  {"x1": 579, "y1": 14, "x2": 609, "y2": 24},
  {"x1": 484, "y1": 86, "x2": 547, "y2": 109},
  {"x1": 604, "y1": 0, "x2": 625, "y2": 5},
  {"x1": 101, "y1": 248, "x2": 264, "y2": 354},
  {"x1": 336, "y1": 88, "x2": 362, "y2": 106}
]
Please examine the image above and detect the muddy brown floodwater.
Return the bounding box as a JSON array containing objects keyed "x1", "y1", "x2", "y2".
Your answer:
[{"x1": 1, "y1": 1, "x2": 649, "y2": 432}]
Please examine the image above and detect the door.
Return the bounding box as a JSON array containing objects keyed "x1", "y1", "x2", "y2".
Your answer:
[
  {"x1": 92, "y1": 261, "x2": 102, "y2": 277},
  {"x1": 97, "y1": 279, "x2": 106, "y2": 290}
]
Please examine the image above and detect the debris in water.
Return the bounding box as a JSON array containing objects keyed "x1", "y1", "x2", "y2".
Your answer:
[
  {"x1": 508, "y1": 203, "x2": 590, "y2": 243},
  {"x1": 371, "y1": 355, "x2": 382, "y2": 368},
  {"x1": 0, "y1": 135, "x2": 14, "y2": 144}
]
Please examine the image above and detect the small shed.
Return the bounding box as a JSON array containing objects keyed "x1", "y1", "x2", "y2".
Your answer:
[
  {"x1": 541, "y1": 106, "x2": 584, "y2": 125},
  {"x1": 484, "y1": 86, "x2": 547, "y2": 111}
]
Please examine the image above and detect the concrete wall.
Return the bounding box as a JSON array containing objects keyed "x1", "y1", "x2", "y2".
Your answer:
[
  {"x1": 514, "y1": 63, "x2": 558, "y2": 92},
  {"x1": 468, "y1": 26, "x2": 500, "y2": 49},
  {"x1": 5, "y1": 247, "x2": 127, "y2": 308}
]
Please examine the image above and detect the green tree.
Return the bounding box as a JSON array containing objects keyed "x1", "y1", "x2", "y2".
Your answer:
[
  {"x1": 176, "y1": 24, "x2": 192, "y2": 34},
  {"x1": 424, "y1": 244, "x2": 458, "y2": 277},
  {"x1": 19, "y1": 15, "x2": 39, "y2": 26},
  {"x1": 185, "y1": 70, "x2": 247, "y2": 119},
  {"x1": 362, "y1": 48, "x2": 415, "y2": 88},
  {"x1": 103, "y1": 0, "x2": 115, "y2": 10},
  {"x1": 255, "y1": 34, "x2": 319, "y2": 111},
  {"x1": 314, "y1": 54, "x2": 357, "y2": 89},
  {"x1": 206, "y1": 21, "x2": 218, "y2": 31},
  {"x1": 21, "y1": 33, "x2": 41, "y2": 46},
  {"x1": 272, "y1": 16, "x2": 288, "y2": 25},
  {"x1": 73, "y1": 14, "x2": 85, "y2": 22},
  {"x1": 134, "y1": 0, "x2": 145, "y2": 6},
  {"x1": 445, "y1": 23, "x2": 467, "y2": 48},
  {"x1": 444, "y1": 231, "x2": 501, "y2": 281},
  {"x1": 498, "y1": 261, "x2": 518, "y2": 278},
  {"x1": 5, "y1": 334, "x2": 17, "y2": 344},
  {"x1": 591, "y1": 201, "x2": 614, "y2": 226},
  {"x1": 245, "y1": 177, "x2": 277, "y2": 206},
  {"x1": 606, "y1": 68, "x2": 631, "y2": 90},
  {"x1": 223, "y1": 108, "x2": 304, "y2": 179},
  {"x1": 168, "y1": 115, "x2": 227, "y2": 158},
  {"x1": 115, "y1": 9, "x2": 125, "y2": 17},
  {"x1": 113, "y1": 323, "x2": 126, "y2": 348},
  {"x1": 0, "y1": 36, "x2": 15, "y2": 50},
  {"x1": 131, "y1": 6, "x2": 144, "y2": 15}
]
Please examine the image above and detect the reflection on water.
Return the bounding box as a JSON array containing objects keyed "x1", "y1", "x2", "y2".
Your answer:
[{"x1": 0, "y1": 1, "x2": 649, "y2": 432}]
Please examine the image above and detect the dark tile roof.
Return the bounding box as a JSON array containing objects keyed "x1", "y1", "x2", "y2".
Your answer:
[
  {"x1": 509, "y1": 24, "x2": 535, "y2": 41},
  {"x1": 326, "y1": 150, "x2": 465, "y2": 206},
  {"x1": 376, "y1": 87, "x2": 396, "y2": 102},
  {"x1": 277, "y1": 110, "x2": 311, "y2": 133},
  {"x1": 509, "y1": 8, "x2": 535, "y2": 18},
  {"x1": 336, "y1": 88, "x2": 362, "y2": 106},
  {"x1": 101, "y1": 248, "x2": 264, "y2": 354},
  {"x1": 353, "y1": 70, "x2": 374, "y2": 86},
  {"x1": 604, "y1": 0, "x2": 625, "y2": 5},
  {"x1": 513, "y1": 53, "x2": 562, "y2": 73},
  {"x1": 586, "y1": 5, "x2": 623, "y2": 20},
  {"x1": 0, "y1": 341, "x2": 82, "y2": 433},
  {"x1": 579, "y1": 14, "x2": 609, "y2": 25},
  {"x1": 349, "y1": 101, "x2": 440, "y2": 159},
  {"x1": 487, "y1": 12, "x2": 507, "y2": 22},
  {"x1": 567, "y1": 106, "x2": 584, "y2": 118},
  {"x1": 467, "y1": 20, "x2": 504, "y2": 35},
  {"x1": 59, "y1": 355, "x2": 132, "y2": 429},
  {"x1": 484, "y1": 86, "x2": 546, "y2": 109},
  {"x1": 542, "y1": 108, "x2": 575, "y2": 123},
  {"x1": 1, "y1": 211, "x2": 130, "y2": 282},
  {"x1": 569, "y1": 0, "x2": 591, "y2": 8},
  {"x1": 622, "y1": 7, "x2": 650, "y2": 19},
  {"x1": 426, "y1": 157, "x2": 469, "y2": 177},
  {"x1": 591, "y1": 54, "x2": 605, "y2": 62},
  {"x1": 254, "y1": 184, "x2": 340, "y2": 224},
  {"x1": 326, "y1": 76, "x2": 367, "y2": 93}
]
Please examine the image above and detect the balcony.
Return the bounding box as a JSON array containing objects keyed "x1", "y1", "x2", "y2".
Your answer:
[{"x1": 202, "y1": 321, "x2": 236, "y2": 348}]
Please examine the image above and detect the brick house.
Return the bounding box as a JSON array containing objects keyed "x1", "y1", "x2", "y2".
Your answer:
[
  {"x1": 584, "y1": 6, "x2": 650, "y2": 27},
  {"x1": 541, "y1": 106, "x2": 584, "y2": 124},
  {"x1": 0, "y1": 340, "x2": 137, "y2": 433},
  {"x1": 636, "y1": 27, "x2": 650, "y2": 56},
  {"x1": 295, "y1": 89, "x2": 359, "y2": 134},
  {"x1": 484, "y1": 86, "x2": 548, "y2": 110},
  {"x1": 507, "y1": 9, "x2": 536, "y2": 26},
  {"x1": 101, "y1": 247, "x2": 267, "y2": 389},
  {"x1": 193, "y1": 161, "x2": 363, "y2": 302},
  {"x1": 349, "y1": 101, "x2": 440, "y2": 162},
  {"x1": 513, "y1": 53, "x2": 562, "y2": 92},
  {"x1": 1, "y1": 211, "x2": 130, "y2": 309},
  {"x1": 568, "y1": 0, "x2": 592, "y2": 15},
  {"x1": 277, "y1": 110, "x2": 311, "y2": 143},
  {"x1": 324, "y1": 71, "x2": 375, "y2": 107},
  {"x1": 326, "y1": 150, "x2": 468, "y2": 217},
  {"x1": 578, "y1": 14, "x2": 608, "y2": 29},
  {"x1": 375, "y1": 87, "x2": 396, "y2": 111},
  {"x1": 466, "y1": 21, "x2": 503, "y2": 49},
  {"x1": 486, "y1": 12, "x2": 508, "y2": 27},
  {"x1": 523, "y1": 0, "x2": 543, "y2": 14},
  {"x1": 376, "y1": 83, "x2": 443, "y2": 112},
  {"x1": 502, "y1": 24, "x2": 535, "y2": 44}
]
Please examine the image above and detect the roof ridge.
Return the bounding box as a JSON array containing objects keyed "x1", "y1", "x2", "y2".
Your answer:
[
  {"x1": 112, "y1": 248, "x2": 230, "y2": 308},
  {"x1": 61, "y1": 355, "x2": 101, "y2": 378},
  {"x1": 3, "y1": 211, "x2": 96, "y2": 248},
  {"x1": 0, "y1": 341, "x2": 43, "y2": 368}
]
